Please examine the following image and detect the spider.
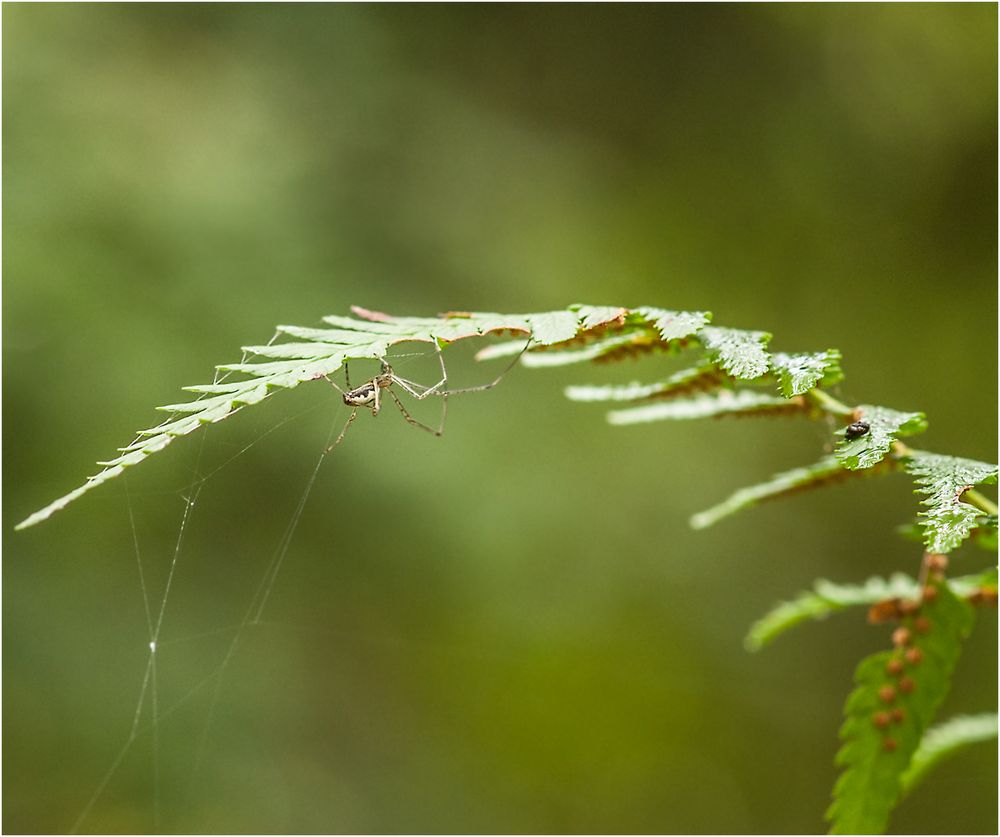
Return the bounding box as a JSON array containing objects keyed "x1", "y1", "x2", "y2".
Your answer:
[{"x1": 323, "y1": 338, "x2": 531, "y2": 452}]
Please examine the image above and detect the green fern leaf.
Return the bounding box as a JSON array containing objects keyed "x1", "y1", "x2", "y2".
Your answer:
[
  {"x1": 835, "y1": 405, "x2": 927, "y2": 471},
  {"x1": 770, "y1": 350, "x2": 843, "y2": 397},
  {"x1": 973, "y1": 515, "x2": 998, "y2": 551},
  {"x1": 517, "y1": 330, "x2": 650, "y2": 367},
  {"x1": 15, "y1": 305, "x2": 608, "y2": 530},
  {"x1": 564, "y1": 363, "x2": 723, "y2": 403},
  {"x1": 903, "y1": 451, "x2": 999, "y2": 554},
  {"x1": 476, "y1": 306, "x2": 708, "y2": 365},
  {"x1": 607, "y1": 389, "x2": 800, "y2": 426},
  {"x1": 698, "y1": 326, "x2": 772, "y2": 380},
  {"x1": 827, "y1": 580, "x2": 975, "y2": 834},
  {"x1": 634, "y1": 307, "x2": 712, "y2": 342},
  {"x1": 746, "y1": 574, "x2": 917, "y2": 652},
  {"x1": 529, "y1": 305, "x2": 709, "y2": 366},
  {"x1": 745, "y1": 570, "x2": 992, "y2": 651},
  {"x1": 691, "y1": 455, "x2": 856, "y2": 530},
  {"x1": 569, "y1": 304, "x2": 630, "y2": 331},
  {"x1": 900, "y1": 713, "x2": 998, "y2": 796}
]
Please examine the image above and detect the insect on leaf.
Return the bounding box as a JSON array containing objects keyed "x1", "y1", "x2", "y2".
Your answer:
[
  {"x1": 834, "y1": 405, "x2": 927, "y2": 471},
  {"x1": 904, "y1": 450, "x2": 999, "y2": 554}
]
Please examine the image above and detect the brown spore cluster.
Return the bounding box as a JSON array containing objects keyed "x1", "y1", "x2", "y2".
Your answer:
[{"x1": 867, "y1": 554, "x2": 948, "y2": 753}]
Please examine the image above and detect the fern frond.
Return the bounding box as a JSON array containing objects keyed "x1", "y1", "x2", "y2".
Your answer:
[
  {"x1": 691, "y1": 455, "x2": 865, "y2": 530},
  {"x1": 827, "y1": 579, "x2": 975, "y2": 834},
  {"x1": 834, "y1": 405, "x2": 927, "y2": 471},
  {"x1": 698, "y1": 325, "x2": 772, "y2": 380},
  {"x1": 900, "y1": 713, "x2": 998, "y2": 796},
  {"x1": 745, "y1": 571, "x2": 992, "y2": 651},
  {"x1": 15, "y1": 305, "x2": 608, "y2": 530},
  {"x1": 517, "y1": 331, "x2": 651, "y2": 367},
  {"x1": 564, "y1": 363, "x2": 724, "y2": 403},
  {"x1": 770, "y1": 350, "x2": 843, "y2": 397},
  {"x1": 973, "y1": 515, "x2": 998, "y2": 551},
  {"x1": 607, "y1": 390, "x2": 803, "y2": 426},
  {"x1": 633, "y1": 307, "x2": 712, "y2": 342},
  {"x1": 903, "y1": 451, "x2": 999, "y2": 554}
]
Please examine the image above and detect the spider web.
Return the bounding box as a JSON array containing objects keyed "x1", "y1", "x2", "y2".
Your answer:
[{"x1": 56, "y1": 343, "x2": 452, "y2": 833}]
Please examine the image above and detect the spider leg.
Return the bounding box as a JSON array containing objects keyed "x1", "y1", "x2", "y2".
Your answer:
[
  {"x1": 324, "y1": 362, "x2": 353, "y2": 397},
  {"x1": 392, "y1": 339, "x2": 448, "y2": 400},
  {"x1": 391, "y1": 375, "x2": 435, "y2": 399},
  {"x1": 324, "y1": 407, "x2": 359, "y2": 453},
  {"x1": 440, "y1": 338, "x2": 532, "y2": 395},
  {"x1": 386, "y1": 388, "x2": 445, "y2": 436}
]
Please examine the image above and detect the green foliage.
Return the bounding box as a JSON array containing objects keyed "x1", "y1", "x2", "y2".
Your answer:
[
  {"x1": 827, "y1": 580, "x2": 975, "y2": 834},
  {"x1": 607, "y1": 390, "x2": 802, "y2": 426},
  {"x1": 745, "y1": 569, "x2": 994, "y2": 651},
  {"x1": 698, "y1": 326, "x2": 772, "y2": 379},
  {"x1": 16, "y1": 304, "x2": 620, "y2": 530},
  {"x1": 769, "y1": 350, "x2": 843, "y2": 397},
  {"x1": 516, "y1": 332, "x2": 645, "y2": 367},
  {"x1": 691, "y1": 455, "x2": 850, "y2": 530},
  {"x1": 904, "y1": 451, "x2": 999, "y2": 554},
  {"x1": 564, "y1": 363, "x2": 723, "y2": 403},
  {"x1": 834, "y1": 405, "x2": 927, "y2": 471},
  {"x1": 900, "y1": 713, "x2": 999, "y2": 796},
  {"x1": 973, "y1": 516, "x2": 999, "y2": 551},
  {"x1": 635, "y1": 307, "x2": 712, "y2": 343},
  {"x1": 15, "y1": 301, "x2": 998, "y2": 835},
  {"x1": 14, "y1": 303, "x2": 831, "y2": 530}
]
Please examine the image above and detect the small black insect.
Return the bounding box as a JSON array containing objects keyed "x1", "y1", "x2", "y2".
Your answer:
[{"x1": 845, "y1": 420, "x2": 871, "y2": 441}]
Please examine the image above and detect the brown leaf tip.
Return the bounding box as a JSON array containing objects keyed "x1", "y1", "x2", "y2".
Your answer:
[{"x1": 350, "y1": 305, "x2": 392, "y2": 323}]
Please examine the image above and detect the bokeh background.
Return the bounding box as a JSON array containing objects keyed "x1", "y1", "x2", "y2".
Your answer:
[{"x1": 4, "y1": 4, "x2": 997, "y2": 834}]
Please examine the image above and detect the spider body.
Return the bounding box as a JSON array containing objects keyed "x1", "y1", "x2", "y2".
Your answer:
[
  {"x1": 342, "y1": 373, "x2": 392, "y2": 414},
  {"x1": 323, "y1": 341, "x2": 530, "y2": 452},
  {"x1": 845, "y1": 420, "x2": 871, "y2": 441}
]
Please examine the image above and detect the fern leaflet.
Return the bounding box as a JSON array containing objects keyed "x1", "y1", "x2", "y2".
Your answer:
[
  {"x1": 827, "y1": 579, "x2": 975, "y2": 834},
  {"x1": 903, "y1": 451, "x2": 999, "y2": 554},
  {"x1": 834, "y1": 405, "x2": 927, "y2": 471},
  {"x1": 899, "y1": 713, "x2": 998, "y2": 796}
]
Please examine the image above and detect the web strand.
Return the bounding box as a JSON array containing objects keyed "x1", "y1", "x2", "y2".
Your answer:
[
  {"x1": 68, "y1": 340, "x2": 450, "y2": 830},
  {"x1": 71, "y1": 404, "x2": 214, "y2": 832},
  {"x1": 183, "y1": 411, "x2": 344, "y2": 805}
]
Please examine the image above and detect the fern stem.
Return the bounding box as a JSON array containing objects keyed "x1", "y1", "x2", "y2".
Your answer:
[
  {"x1": 807, "y1": 388, "x2": 854, "y2": 417},
  {"x1": 964, "y1": 489, "x2": 998, "y2": 517}
]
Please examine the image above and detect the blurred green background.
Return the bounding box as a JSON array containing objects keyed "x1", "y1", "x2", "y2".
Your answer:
[{"x1": 4, "y1": 4, "x2": 997, "y2": 834}]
